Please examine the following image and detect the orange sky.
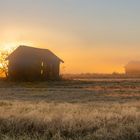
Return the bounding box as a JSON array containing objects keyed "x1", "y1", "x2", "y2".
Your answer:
[
  {"x1": 0, "y1": 38, "x2": 139, "y2": 74},
  {"x1": 0, "y1": 0, "x2": 140, "y2": 74}
]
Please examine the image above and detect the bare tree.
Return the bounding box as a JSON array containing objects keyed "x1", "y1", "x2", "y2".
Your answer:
[
  {"x1": 0, "y1": 47, "x2": 15, "y2": 78},
  {"x1": 0, "y1": 50, "x2": 9, "y2": 78}
]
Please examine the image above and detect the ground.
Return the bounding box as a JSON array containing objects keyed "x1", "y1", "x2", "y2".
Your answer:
[{"x1": 0, "y1": 78, "x2": 140, "y2": 140}]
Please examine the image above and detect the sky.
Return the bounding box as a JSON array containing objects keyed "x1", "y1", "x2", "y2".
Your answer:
[{"x1": 0, "y1": 0, "x2": 140, "y2": 73}]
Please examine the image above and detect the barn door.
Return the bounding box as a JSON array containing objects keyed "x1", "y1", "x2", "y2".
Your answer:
[{"x1": 41, "y1": 61, "x2": 47, "y2": 80}]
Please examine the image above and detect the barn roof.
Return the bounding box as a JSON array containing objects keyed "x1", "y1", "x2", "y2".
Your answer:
[
  {"x1": 6, "y1": 45, "x2": 64, "y2": 63},
  {"x1": 125, "y1": 61, "x2": 140, "y2": 68}
]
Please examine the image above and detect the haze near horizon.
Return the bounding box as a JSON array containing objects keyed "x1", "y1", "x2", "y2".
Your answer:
[{"x1": 0, "y1": 0, "x2": 140, "y2": 73}]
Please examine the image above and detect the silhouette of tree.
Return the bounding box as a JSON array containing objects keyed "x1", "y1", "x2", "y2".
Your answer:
[
  {"x1": 0, "y1": 50, "x2": 9, "y2": 78},
  {"x1": 62, "y1": 65, "x2": 66, "y2": 73},
  {"x1": 0, "y1": 47, "x2": 15, "y2": 78}
]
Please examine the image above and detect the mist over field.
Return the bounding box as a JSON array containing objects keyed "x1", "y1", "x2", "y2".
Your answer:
[
  {"x1": 0, "y1": 0, "x2": 140, "y2": 139},
  {"x1": 0, "y1": 78, "x2": 139, "y2": 140}
]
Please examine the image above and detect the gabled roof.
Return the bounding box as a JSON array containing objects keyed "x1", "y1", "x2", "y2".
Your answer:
[
  {"x1": 125, "y1": 61, "x2": 140, "y2": 68},
  {"x1": 6, "y1": 45, "x2": 64, "y2": 63}
]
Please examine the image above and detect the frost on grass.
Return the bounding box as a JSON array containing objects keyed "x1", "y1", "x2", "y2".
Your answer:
[
  {"x1": 0, "y1": 79, "x2": 139, "y2": 140},
  {"x1": 0, "y1": 101, "x2": 140, "y2": 140}
]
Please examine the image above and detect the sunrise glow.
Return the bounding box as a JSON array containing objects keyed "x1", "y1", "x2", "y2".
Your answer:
[{"x1": 0, "y1": 0, "x2": 140, "y2": 74}]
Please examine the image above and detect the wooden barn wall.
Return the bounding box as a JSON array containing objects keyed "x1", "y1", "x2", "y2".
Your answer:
[{"x1": 8, "y1": 57, "x2": 61, "y2": 81}]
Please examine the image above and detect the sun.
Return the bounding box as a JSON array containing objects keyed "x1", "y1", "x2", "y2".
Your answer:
[
  {"x1": 0, "y1": 41, "x2": 34, "y2": 52},
  {"x1": 2, "y1": 43, "x2": 17, "y2": 52}
]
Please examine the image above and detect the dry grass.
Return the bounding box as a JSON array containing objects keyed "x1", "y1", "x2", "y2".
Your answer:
[
  {"x1": 0, "y1": 79, "x2": 139, "y2": 139},
  {"x1": 0, "y1": 101, "x2": 140, "y2": 140}
]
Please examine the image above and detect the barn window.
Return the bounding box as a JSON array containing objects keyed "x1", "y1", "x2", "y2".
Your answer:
[
  {"x1": 41, "y1": 62, "x2": 44, "y2": 75},
  {"x1": 41, "y1": 69, "x2": 43, "y2": 75},
  {"x1": 41, "y1": 62, "x2": 44, "y2": 67}
]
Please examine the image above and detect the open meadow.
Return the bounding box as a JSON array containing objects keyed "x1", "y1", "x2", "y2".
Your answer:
[{"x1": 0, "y1": 78, "x2": 140, "y2": 140}]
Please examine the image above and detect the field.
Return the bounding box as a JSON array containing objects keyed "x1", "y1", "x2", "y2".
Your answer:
[{"x1": 0, "y1": 78, "x2": 140, "y2": 140}]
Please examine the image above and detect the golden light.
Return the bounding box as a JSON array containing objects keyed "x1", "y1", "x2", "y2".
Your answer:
[
  {"x1": 2, "y1": 43, "x2": 17, "y2": 52},
  {"x1": 0, "y1": 41, "x2": 34, "y2": 52}
]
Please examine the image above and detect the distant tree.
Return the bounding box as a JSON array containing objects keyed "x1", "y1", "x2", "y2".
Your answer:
[
  {"x1": 61, "y1": 65, "x2": 66, "y2": 74},
  {"x1": 0, "y1": 48, "x2": 14, "y2": 78},
  {"x1": 0, "y1": 51, "x2": 9, "y2": 78}
]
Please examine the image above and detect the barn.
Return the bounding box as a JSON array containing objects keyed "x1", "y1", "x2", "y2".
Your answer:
[
  {"x1": 125, "y1": 61, "x2": 140, "y2": 75},
  {"x1": 6, "y1": 45, "x2": 64, "y2": 81}
]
